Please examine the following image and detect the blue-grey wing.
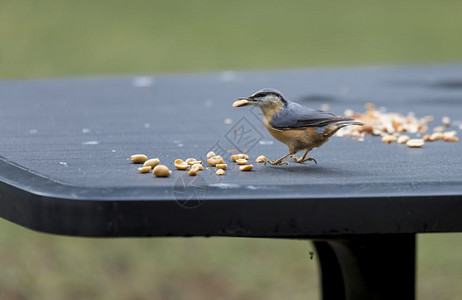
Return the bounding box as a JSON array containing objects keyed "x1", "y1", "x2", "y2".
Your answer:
[{"x1": 269, "y1": 102, "x2": 349, "y2": 130}]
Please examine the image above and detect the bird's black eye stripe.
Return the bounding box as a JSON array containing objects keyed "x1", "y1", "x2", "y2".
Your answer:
[{"x1": 252, "y1": 92, "x2": 268, "y2": 98}]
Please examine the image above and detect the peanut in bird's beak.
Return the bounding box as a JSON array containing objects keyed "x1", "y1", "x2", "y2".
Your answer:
[{"x1": 232, "y1": 97, "x2": 258, "y2": 107}]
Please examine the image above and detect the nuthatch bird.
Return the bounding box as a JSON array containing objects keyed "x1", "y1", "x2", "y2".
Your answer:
[{"x1": 233, "y1": 88, "x2": 363, "y2": 165}]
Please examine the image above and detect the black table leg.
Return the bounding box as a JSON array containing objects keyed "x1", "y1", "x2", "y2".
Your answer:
[{"x1": 313, "y1": 234, "x2": 415, "y2": 300}]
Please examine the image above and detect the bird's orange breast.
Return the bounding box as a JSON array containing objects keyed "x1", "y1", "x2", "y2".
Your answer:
[{"x1": 263, "y1": 117, "x2": 325, "y2": 152}]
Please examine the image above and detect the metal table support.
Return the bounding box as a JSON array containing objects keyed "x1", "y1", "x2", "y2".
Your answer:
[{"x1": 315, "y1": 234, "x2": 415, "y2": 300}]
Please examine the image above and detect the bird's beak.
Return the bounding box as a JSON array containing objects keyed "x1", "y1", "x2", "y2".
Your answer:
[{"x1": 232, "y1": 97, "x2": 258, "y2": 107}]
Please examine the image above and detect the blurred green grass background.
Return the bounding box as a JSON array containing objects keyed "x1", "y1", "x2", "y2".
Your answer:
[
  {"x1": 2, "y1": 0, "x2": 462, "y2": 78},
  {"x1": 1, "y1": 0, "x2": 462, "y2": 299}
]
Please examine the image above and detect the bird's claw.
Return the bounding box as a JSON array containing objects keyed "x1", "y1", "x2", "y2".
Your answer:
[
  {"x1": 290, "y1": 155, "x2": 317, "y2": 165},
  {"x1": 267, "y1": 160, "x2": 289, "y2": 166}
]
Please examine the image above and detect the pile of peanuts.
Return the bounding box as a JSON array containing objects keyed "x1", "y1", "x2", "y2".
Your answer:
[
  {"x1": 338, "y1": 103, "x2": 459, "y2": 148},
  {"x1": 229, "y1": 153, "x2": 254, "y2": 172},
  {"x1": 130, "y1": 154, "x2": 172, "y2": 177},
  {"x1": 205, "y1": 151, "x2": 227, "y2": 176},
  {"x1": 130, "y1": 151, "x2": 256, "y2": 178}
]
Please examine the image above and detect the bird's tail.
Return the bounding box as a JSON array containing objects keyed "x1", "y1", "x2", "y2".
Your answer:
[
  {"x1": 333, "y1": 120, "x2": 364, "y2": 127},
  {"x1": 323, "y1": 119, "x2": 363, "y2": 137}
]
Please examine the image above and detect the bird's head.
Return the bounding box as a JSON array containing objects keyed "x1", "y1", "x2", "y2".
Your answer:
[{"x1": 233, "y1": 88, "x2": 287, "y2": 112}]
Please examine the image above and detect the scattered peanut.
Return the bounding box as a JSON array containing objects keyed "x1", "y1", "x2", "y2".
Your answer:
[
  {"x1": 174, "y1": 159, "x2": 190, "y2": 170},
  {"x1": 444, "y1": 136, "x2": 459, "y2": 142},
  {"x1": 232, "y1": 99, "x2": 250, "y2": 107},
  {"x1": 256, "y1": 155, "x2": 267, "y2": 163},
  {"x1": 206, "y1": 151, "x2": 216, "y2": 159},
  {"x1": 185, "y1": 158, "x2": 197, "y2": 165},
  {"x1": 360, "y1": 125, "x2": 374, "y2": 135},
  {"x1": 442, "y1": 116, "x2": 451, "y2": 127},
  {"x1": 174, "y1": 159, "x2": 183, "y2": 164},
  {"x1": 406, "y1": 139, "x2": 424, "y2": 148},
  {"x1": 433, "y1": 126, "x2": 445, "y2": 133},
  {"x1": 382, "y1": 135, "x2": 397, "y2": 144},
  {"x1": 231, "y1": 154, "x2": 249, "y2": 161},
  {"x1": 153, "y1": 165, "x2": 171, "y2": 177},
  {"x1": 216, "y1": 169, "x2": 225, "y2": 176},
  {"x1": 444, "y1": 131, "x2": 457, "y2": 138},
  {"x1": 188, "y1": 166, "x2": 199, "y2": 176},
  {"x1": 423, "y1": 115, "x2": 434, "y2": 122},
  {"x1": 430, "y1": 132, "x2": 444, "y2": 141},
  {"x1": 423, "y1": 134, "x2": 431, "y2": 141},
  {"x1": 344, "y1": 109, "x2": 354, "y2": 118},
  {"x1": 138, "y1": 166, "x2": 152, "y2": 173},
  {"x1": 207, "y1": 158, "x2": 218, "y2": 166},
  {"x1": 235, "y1": 159, "x2": 248, "y2": 165},
  {"x1": 397, "y1": 135, "x2": 410, "y2": 144},
  {"x1": 239, "y1": 164, "x2": 254, "y2": 171},
  {"x1": 191, "y1": 163, "x2": 204, "y2": 170},
  {"x1": 130, "y1": 154, "x2": 148, "y2": 164},
  {"x1": 143, "y1": 158, "x2": 160, "y2": 168},
  {"x1": 207, "y1": 156, "x2": 224, "y2": 166},
  {"x1": 365, "y1": 102, "x2": 375, "y2": 111},
  {"x1": 216, "y1": 163, "x2": 227, "y2": 169},
  {"x1": 418, "y1": 125, "x2": 428, "y2": 133}
]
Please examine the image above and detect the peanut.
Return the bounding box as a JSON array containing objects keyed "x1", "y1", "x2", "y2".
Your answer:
[
  {"x1": 397, "y1": 135, "x2": 410, "y2": 144},
  {"x1": 430, "y1": 132, "x2": 444, "y2": 141},
  {"x1": 256, "y1": 155, "x2": 267, "y2": 163},
  {"x1": 232, "y1": 99, "x2": 249, "y2": 107},
  {"x1": 130, "y1": 154, "x2": 148, "y2": 164},
  {"x1": 207, "y1": 156, "x2": 224, "y2": 166},
  {"x1": 153, "y1": 165, "x2": 171, "y2": 177},
  {"x1": 239, "y1": 164, "x2": 254, "y2": 171},
  {"x1": 344, "y1": 109, "x2": 354, "y2": 118},
  {"x1": 216, "y1": 169, "x2": 225, "y2": 176},
  {"x1": 382, "y1": 135, "x2": 397, "y2": 144},
  {"x1": 143, "y1": 158, "x2": 160, "y2": 168},
  {"x1": 235, "y1": 159, "x2": 248, "y2": 165},
  {"x1": 188, "y1": 166, "x2": 199, "y2": 176},
  {"x1": 216, "y1": 164, "x2": 227, "y2": 169},
  {"x1": 138, "y1": 166, "x2": 152, "y2": 173},
  {"x1": 444, "y1": 131, "x2": 457, "y2": 138},
  {"x1": 444, "y1": 136, "x2": 459, "y2": 142},
  {"x1": 185, "y1": 158, "x2": 197, "y2": 165},
  {"x1": 206, "y1": 151, "x2": 216, "y2": 159},
  {"x1": 406, "y1": 139, "x2": 424, "y2": 148},
  {"x1": 423, "y1": 134, "x2": 431, "y2": 141},
  {"x1": 442, "y1": 116, "x2": 451, "y2": 127},
  {"x1": 231, "y1": 154, "x2": 249, "y2": 161},
  {"x1": 191, "y1": 163, "x2": 204, "y2": 170},
  {"x1": 174, "y1": 159, "x2": 190, "y2": 170}
]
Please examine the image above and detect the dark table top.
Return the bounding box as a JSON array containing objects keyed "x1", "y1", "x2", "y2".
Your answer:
[{"x1": 1, "y1": 64, "x2": 461, "y2": 237}]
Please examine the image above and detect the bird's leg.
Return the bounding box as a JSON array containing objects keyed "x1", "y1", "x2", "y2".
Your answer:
[
  {"x1": 290, "y1": 150, "x2": 317, "y2": 164},
  {"x1": 267, "y1": 153, "x2": 290, "y2": 165}
]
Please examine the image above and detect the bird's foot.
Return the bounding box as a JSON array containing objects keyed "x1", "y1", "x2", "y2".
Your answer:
[
  {"x1": 266, "y1": 159, "x2": 289, "y2": 166},
  {"x1": 290, "y1": 155, "x2": 317, "y2": 165}
]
